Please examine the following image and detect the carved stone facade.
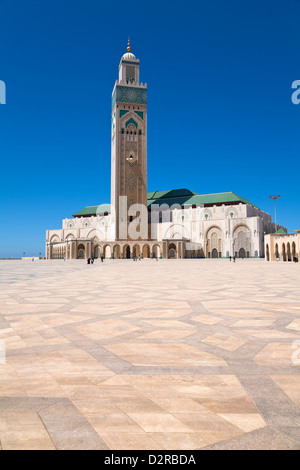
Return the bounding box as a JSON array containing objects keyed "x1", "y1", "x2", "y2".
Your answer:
[{"x1": 46, "y1": 198, "x2": 286, "y2": 260}]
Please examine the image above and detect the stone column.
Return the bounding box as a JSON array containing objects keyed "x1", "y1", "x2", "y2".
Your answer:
[
  {"x1": 162, "y1": 241, "x2": 167, "y2": 259},
  {"x1": 87, "y1": 242, "x2": 91, "y2": 259},
  {"x1": 178, "y1": 242, "x2": 182, "y2": 259},
  {"x1": 70, "y1": 242, "x2": 75, "y2": 259}
]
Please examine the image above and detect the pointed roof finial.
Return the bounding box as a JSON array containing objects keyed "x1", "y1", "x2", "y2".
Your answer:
[{"x1": 127, "y1": 38, "x2": 131, "y2": 52}]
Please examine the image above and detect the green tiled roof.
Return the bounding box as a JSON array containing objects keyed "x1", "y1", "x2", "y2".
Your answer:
[
  {"x1": 147, "y1": 190, "x2": 260, "y2": 210},
  {"x1": 73, "y1": 189, "x2": 260, "y2": 217},
  {"x1": 72, "y1": 204, "x2": 111, "y2": 217},
  {"x1": 275, "y1": 229, "x2": 287, "y2": 234},
  {"x1": 149, "y1": 189, "x2": 198, "y2": 200}
]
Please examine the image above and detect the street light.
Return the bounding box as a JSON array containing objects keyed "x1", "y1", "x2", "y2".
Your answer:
[{"x1": 269, "y1": 195, "x2": 280, "y2": 232}]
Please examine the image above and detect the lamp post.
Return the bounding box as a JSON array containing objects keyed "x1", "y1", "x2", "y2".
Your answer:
[{"x1": 269, "y1": 195, "x2": 280, "y2": 232}]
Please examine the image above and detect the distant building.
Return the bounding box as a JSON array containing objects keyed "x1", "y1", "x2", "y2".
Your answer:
[
  {"x1": 265, "y1": 230, "x2": 300, "y2": 262},
  {"x1": 46, "y1": 42, "x2": 285, "y2": 260}
]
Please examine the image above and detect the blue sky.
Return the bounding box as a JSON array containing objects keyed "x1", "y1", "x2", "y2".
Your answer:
[{"x1": 0, "y1": 0, "x2": 299, "y2": 257}]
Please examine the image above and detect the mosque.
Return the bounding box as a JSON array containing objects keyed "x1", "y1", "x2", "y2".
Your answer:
[{"x1": 45, "y1": 42, "x2": 286, "y2": 260}]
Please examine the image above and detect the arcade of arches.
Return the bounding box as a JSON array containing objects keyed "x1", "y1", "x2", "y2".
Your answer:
[
  {"x1": 47, "y1": 240, "x2": 163, "y2": 260},
  {"x1": 47, "y1": 239, "x2": 195, "y2": 260},
  {"x1": 47, "y1": 225, "x2": 262, "y2": 260},
  {"x1": 264, "y1": 231, "x2": 300, "y2": 262}
]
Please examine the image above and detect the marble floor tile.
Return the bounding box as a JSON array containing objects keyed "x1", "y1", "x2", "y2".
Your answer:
[{"x1": 0, "y1": 259, "x2": 299, "y2": 450}]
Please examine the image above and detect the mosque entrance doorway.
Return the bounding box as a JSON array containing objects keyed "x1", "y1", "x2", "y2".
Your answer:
[
  {"x1": 77, "y1": 244, "x2": 85, "y2": 259},
  {"x1": 239, "y1": 248, "x2": 246, "y2": 258},
  {"x1": 168, "y1": 243, "x2": 176, "y2": 259},
  {"x1": 126, "y1": 246, "x2": 131, "y2": 259},
  {"x1": 94, "y1": 246, "x2": 101, "y2": 259},
  {"x1": 212, "y1": 248, "x2": 218, "y2": 258}
]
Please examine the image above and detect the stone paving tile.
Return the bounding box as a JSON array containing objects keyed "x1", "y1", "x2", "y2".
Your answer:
[
  {"x1": 0, "y1": 259, "x2": 300, "y2": 450},
  {"x1": 254, "y1": 343, "x2": 299, "y2": 367},
  {"x1": 238, "y1": 374, "x2": 300, "y2": 428},
  {"x1": 104, "y1": 342, "x2": 227, "y2": 367},
  {"x1": 100, "y1": 432, "x2": 164, "y2": 450},
  {"x1": 0, "y1": 411, "x2": 56, "y2": 450},
  {"x1": 277, "y1": 426, "x2": 300, "y2": 445},
  {"x1": 0, "y1": 397, "x2": 64, "y2": 412},
  {"x1": 86, "y1": 412, "x2": 145, "y2": 434},
  {"x1": 127, "y1": 413, "x2": 192, "y2": 433},
  {"x1": 286, "y1": 319, "x2": 300, "y2": 331},
  {"x1": 192, "y1": 314, "x2": 223, "y2": 325},
  {"x1": 270, "y1": 375, "x2": 300, "y2": 407},
  {"x1": 217, "y1": 413, "x2": 266, "y2": 432},
  {"x1": 202, "y1": 427, "x2": 300, "y2": 450},
  {"x1": 148, "y1": 432, "x2": 210, "y2": 450},
  {"x1": 202, "y1": 333, "x2": 247, "y2": 351},
  {"x1": 38, "y1": 399, "x2": 109, "y2": 450}
]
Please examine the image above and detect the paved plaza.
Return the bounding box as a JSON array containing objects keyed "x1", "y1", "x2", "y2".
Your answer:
[{"x1": 0, "y1": 259, "x2": 299, "y2": 450}]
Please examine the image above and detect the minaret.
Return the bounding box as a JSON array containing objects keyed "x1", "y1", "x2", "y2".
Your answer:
[{"x1": 111, "y1": 40, "x2": 148, "y2": 241}]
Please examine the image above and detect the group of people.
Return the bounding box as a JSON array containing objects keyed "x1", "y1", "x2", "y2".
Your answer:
[
  {"x1": 132, "y1": 255, "x2": 159, "y2": 261},
  {"x1": 86, "y1": 255, "x2": 160, "y2": 263},
  {"x1": 229, "y1": 256, "x2": 236, "y2": 263},
  {"x1": 87, "y1": 256, "x2": 104, "y2": 264}
]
